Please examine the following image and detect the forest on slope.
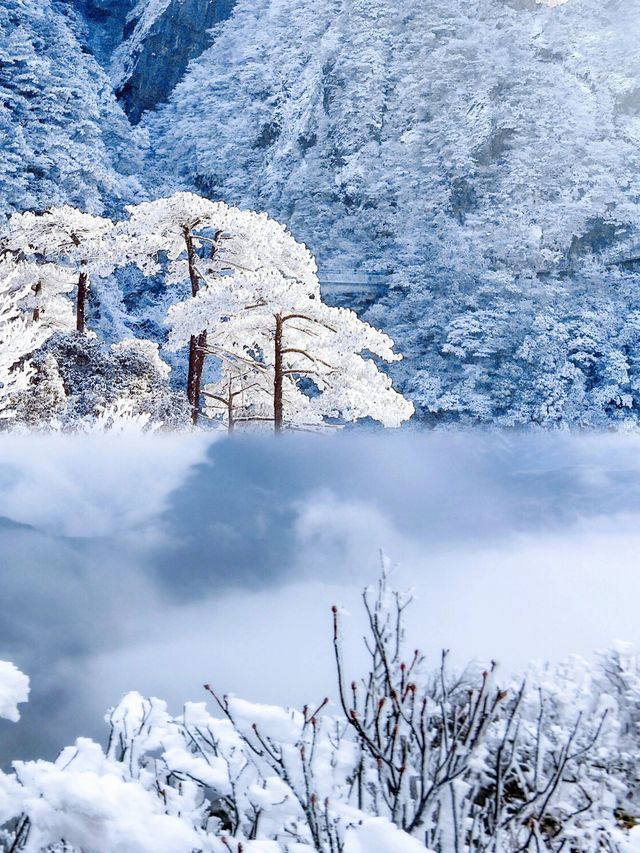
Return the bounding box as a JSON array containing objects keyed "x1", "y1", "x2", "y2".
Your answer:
[{"x1": 2, "y1": 0, "x2": 640, "y2": 429}]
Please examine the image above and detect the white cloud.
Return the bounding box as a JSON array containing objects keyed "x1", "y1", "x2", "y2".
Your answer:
[{"x1": 0, "y1": 433, "x2": 211, "y2": 538}]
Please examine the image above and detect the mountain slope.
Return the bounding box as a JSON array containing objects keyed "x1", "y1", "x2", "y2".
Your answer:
[
  {"x1": 112, "y1": 0, "x2": 236, "y2": 122},
  {"x1": 143, "y1": 0, "x2": 640, "y2": 426},
  {"x1": 147, "y1": 0, "x2": 640, "y2": 274},
  {"x1": 0, "y1": 0, "x2": 142, "y2": 219}
]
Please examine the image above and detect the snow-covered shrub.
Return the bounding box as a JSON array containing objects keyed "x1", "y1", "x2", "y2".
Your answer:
[
  {"x1": 0, "y1": 662, "x2": 29, "y2": 723},
  {"x1": 3, "y1": 572, "x2": 640, "y2": 851},
  {"x1": 8, "y1": 333, "x2": 186, "y2": 432},
  {"x1": 330, "y1": 574, "x2": 623, "y2": 851}
]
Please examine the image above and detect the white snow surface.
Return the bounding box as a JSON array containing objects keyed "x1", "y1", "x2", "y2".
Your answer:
[{"x1": 344, "y1": 817, "x2": 433, "y2": 853}]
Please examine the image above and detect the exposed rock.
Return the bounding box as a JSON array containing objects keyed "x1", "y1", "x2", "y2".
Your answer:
[
  {"x1": 113, "y1": 0, "x2": 235, "y2": 123},
  {"x1": 58, "y1": 0, "x2": 134, "y2": 65}
]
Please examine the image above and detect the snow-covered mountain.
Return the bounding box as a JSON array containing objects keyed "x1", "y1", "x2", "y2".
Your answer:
[
  {"x1": 5, "y1": 0, "x2": 640, "y2": 427},
  {"x1": 142, "y1": 0, "x2": 640, "y2": 426},
  {"x1": 0, "y1": 0, "x2": 142, "y2": 218}
]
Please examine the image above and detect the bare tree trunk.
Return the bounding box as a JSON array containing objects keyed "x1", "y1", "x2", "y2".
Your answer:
[
  {"x1": 186, "y1": 331, "x2": 208, "y2": 425},
  {"x1": 194, "y1": 331, "x2": 207, "y2": 424},
  {"x1": 274, "y1": 314, "x2": 283, "y2": 432},
  {"x1": 187, "y1": 336, "x2": 197, "y2": 406},
  {"x1": 76, "y1": 261, "x2": 88, "y2": 333},
  {"x1": 226, "y1": 378, "x2": 235, "y2": 433}
]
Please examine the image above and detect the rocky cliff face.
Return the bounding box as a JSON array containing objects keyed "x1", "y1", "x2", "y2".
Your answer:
[
  {"x1": 112, "y1": 0, "x2": 235, "y2": 123},
  {"x1": 61, "y1": 0, "x2": 134, "y2": 65}
]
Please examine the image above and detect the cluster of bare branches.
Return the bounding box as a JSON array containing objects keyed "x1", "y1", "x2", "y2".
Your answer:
[
  {"x1": 203, "y1": 686, "x2": 348, "y2": 852},
  {"x1": 330, "y1": 568, "x2": 618, "y2": 852}
]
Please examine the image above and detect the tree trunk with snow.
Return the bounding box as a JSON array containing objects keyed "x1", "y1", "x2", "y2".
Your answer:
[
  {"x1": 273, "y1": 313, "x2": 283, "y2": 432},
  {"x1": 32, "y1": 280, "x2": 42, "y2": 323},
  {"x1": 76, "y1": 262, "x2": 88, "y2": 333},
  {"x1": 183, "y1": 226, "x2": 207, "y2": 424}
]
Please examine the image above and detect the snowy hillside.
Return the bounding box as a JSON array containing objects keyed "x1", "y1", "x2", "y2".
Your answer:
[
  {"x1": 149, "y1": 0, "x2": 640, "y2": 278},
  {"x1": 0, "y1": 0, "x2": 141, "y2": 217},
  {"x1": 145, "y1": 0, "x2": 640, "y2": 426}
]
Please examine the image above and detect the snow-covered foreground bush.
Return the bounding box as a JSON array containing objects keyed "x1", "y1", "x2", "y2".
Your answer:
[
  {"x1": 2, "y1": 571, "x2": 640, "y2": 852},
  {"x1": 0, "y1": 662, "x2": 29, "y2": 724}
]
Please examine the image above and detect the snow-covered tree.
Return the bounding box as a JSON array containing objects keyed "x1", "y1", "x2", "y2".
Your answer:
[
  {"x1": 6, "y1": 208, "x2": 115, "y2": 333},
  {"x1": 170, "y1": 267, "x2": 414, "y2": 431},
  {"x1": 115, "y1": 192, "x2": 234, "y2": 423},
  {"x1": 202, "y1": 360, "x2": 274, "y2": 432},
  {"x1": 0, "y1": 255, "x2": 76, "y2": 420},
  {"x1": 121, "y1": 193, "x2": 413, "y2": 430}
]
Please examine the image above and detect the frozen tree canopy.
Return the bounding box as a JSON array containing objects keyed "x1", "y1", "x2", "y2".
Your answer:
[{"x1": 0, "y1": 196, "x2": 412, "y2": 432}]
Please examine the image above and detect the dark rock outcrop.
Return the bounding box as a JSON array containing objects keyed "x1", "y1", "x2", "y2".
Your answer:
[
  {"x1": 61, "y1": 0, "x2": 134, "y2": 65},
  {"x1": 114, "y1": 0, "x2": 235, "y2": 123}
]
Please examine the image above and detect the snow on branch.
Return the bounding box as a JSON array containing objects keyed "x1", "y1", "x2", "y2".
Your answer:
[
  {"x1": 0, "y1": 570, "x2": 639, "y2": 851},
  {"x1": 0, "y1": 194, "x2": 412, "y2": 432}
]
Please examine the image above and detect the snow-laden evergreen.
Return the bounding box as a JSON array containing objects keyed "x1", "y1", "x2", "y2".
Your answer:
[{"x1": 116, "y1": 193, "x2": 412, "y2": 430}]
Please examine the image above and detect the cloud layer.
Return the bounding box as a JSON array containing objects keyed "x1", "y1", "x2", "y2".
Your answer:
[{"x1": 1, "y1": 429, "x2": 639, "y2": 762}]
